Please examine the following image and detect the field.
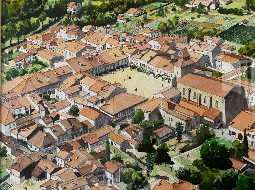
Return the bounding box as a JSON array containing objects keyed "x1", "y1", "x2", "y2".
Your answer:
[{"x1": 101, "y1": 68, "x2": 170, "y2": 98}]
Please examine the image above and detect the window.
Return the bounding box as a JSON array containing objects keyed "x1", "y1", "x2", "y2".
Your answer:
[
  {"x1": 204, "y1": 96, "x2": 206, "y2": 103},
  {"x1": 183, "y1": 88, "x2": 186, "y2": 96},
  {"x1": 193, "y1": 92, "x2": 196, "y2": 99},
  {"x1": 215, "y1": 100, "x2": 219, "y2": 108}
]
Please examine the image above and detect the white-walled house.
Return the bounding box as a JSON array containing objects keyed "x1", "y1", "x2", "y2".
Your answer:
[
  {"x1": 55, "y1": 150, "x2": 71, "y2": 168},
  {"x1": 0, "y1": 105, "x2": 16, "y2": 136},
  {"x1": 228, "y1": 111, "x2": 255, "y2": 148},
  {"x1": 214, "y1": 52, "x2": 251, "y2": 73},
  {"x1": 109, "y1": 132, "x2": 129, "y2": 152},
  {"x1": 104, "y1": 161, "x2": 121, "y2": 185}
]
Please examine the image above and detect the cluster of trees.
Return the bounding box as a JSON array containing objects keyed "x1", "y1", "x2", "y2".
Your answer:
[
  {"x1": 66, "y1": 0, "x2": 169, "y2": 27},
  {"x1": 121, "y1": 163, "x2": 149, "y2": 190},
  {"x1": 220, "y1": 24, "x2": 255, "y2": 45},
  {"x1": 180, "y1": 125, "x2": 215, "y2": 153},
  {"x1": 218, "y1": 7, "x2": 244, "y2": 16},
  {"x1": 177, "y1": 133, "x2": 254, "y2": 190},
  {"x1": 158, "y1": 16, "x2": 180, "y2": 33},
  {"x1": 239, "y1": 42, "x2": 255, "y2": 58},
  {"x1": 246, "y1": 0, "x2": 255, "y2": 10},
  {"x1": 172, "y1": 0, "x2": 189, "y2": 7},
  {"x1": 131, "y1": 109, "x2": 173, "y2": 174},
  {"x1": 5, "y1": 59, "x2": 47, "y2": 81},
  {"x1": 2, "y1": 0, "x2": 67, "y2": 46}
]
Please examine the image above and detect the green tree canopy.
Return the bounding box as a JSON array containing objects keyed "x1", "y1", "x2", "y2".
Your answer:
[
  {"x1": 176, "y1": 122, "x2": 184, "y2": 142},
  {"x1": 200, "y1": 139, "x2": 232, "y2": 169},
  {"x1": 195, "y1": 125, "x2": 215, "y2": 145},
  {"x1": 132, "y1": 109, "x2": 145, "y2": 124},
  {"x1": 69, "y1": 105, "x2": 80, "y2": 117},
  {"x1": 154, "y1": 143, "x2": 173, "y2": 165}
]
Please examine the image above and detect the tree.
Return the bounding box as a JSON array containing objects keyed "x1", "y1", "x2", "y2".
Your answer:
[
  {"x1": 105, "y1": 141, "x2": 110, "y2": 162},
  {"x1": 176, "y1": 122, "x2": 184, "y2": 142},
  {"x1": 69, "y1": 105, "x2": 80, "y2": 117},
  {"x1": 200, "y1": 139, "x2": 232, "y2": 169},
  {"x1": 31, "y1": 17, "x2": 40, "y2": 31},
  {"x1": 192, "y1": 159, "x2": 208, "y2": 172},
  {"x1": 52, "y1": 114, "x2": 60, "y2": 124},
  {"x1": 246, "y1": 66, "x2": 255, "y2": 81},
  {"x1": 146, "y1": 153, "x2": 155, "y2": 176},
  {"x1": 121, "y1": 168, "x2": 134, "y2": 185},
  {"x1": 231, "y1": 140, "x2": 244, "y2": 159},
  {"x1": 239, "y1": 43, "x2": 255, "y2": 58},
  {"x1": 111, "y1": 155, "x2": 123, "y2": 163},
  {"x1": 5, "y1": 68, "x2": 20, "y2": 80},
  {"x1": 176, "y1": 167, "x2": 202, "y2": 185},
  {"x1": 235, "y1": 174, "x2": 255, "y2": 190},
  {"x1": 154, "y1": 143, "x2": 173, "y2": 165},
  {"x1": 195, "y1": 125, "x2": 215, "y2": 145},
  {"x1": 246, "y1": 0, "x2": 255, "y2": 10},
  {"x1": 214, "y1": 170, "x2": 238, "y2": 190},
  {"x1": 173, "y1": 0, "x2": 189, "y2": 7},
  {"x1": 138, "y1": 120, "x2": 156, "y2": 153},
  {"x1": 128, "y1": 171, "x2": 148, "y2": 190},
  {"x1": 132, "y1": 109, "x2": 144, "y2": 124},
  {"x1": 0, "y1": 146, "x2": 7, "y2": 158},
  {"x1": 243, "y1": 129, "x2": 249, "y2": 158}
]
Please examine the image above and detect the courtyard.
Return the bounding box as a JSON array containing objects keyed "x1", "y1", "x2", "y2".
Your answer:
[{"x1": 101, "y1": 68, "x2": 170, "y2": 98}]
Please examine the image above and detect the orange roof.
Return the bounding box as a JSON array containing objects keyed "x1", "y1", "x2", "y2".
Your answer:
[
  {"x1": 104, "y1": 161, "x2": 120, "y2": 174},
  {"x1": 137, "y1": 98, "x2": 162, "y2": 112},
  {"x1": 37, "y1": 49, "x2": 62, "y2": 61},
  {"x1": 101, "y1": 93, "x2": 147, "y2": 116},
  {"x1": 56, "y1": 150, "x2": 69, "y2": 160},
  {"x1": 109, "y1": 132, "x2": 126, "y2": 144},
  {"x1": 216, "y1": 52, "x2": 246, "y2": 64},
  {"x1": 178, "y1": 74, "x2": 234, "y2": 97},
  {"x1": 38, "y1": 159, "x2": 58, "y2": 174},
  {"x1": 230, "y1": 158, "x2": 246, "y2": 170},
  {"x1": 248, "y1": 149, "x2": 255, "y2": 161},
  {"x1": 80, "y1": 106, "x2": 102, "y2": 120},
  {"x1": 153, "y1": 180, "x2": 195, "y2": 190},
  {"x1": 0, "y1": 105, "x2": 15, "y2": 125},
  {"x1": 203, "y1": 108, "x2": 221, "y2": 121},
  {"x1": 149, "y1": 56, "x2": 174, "y2": 72},
  {"x1": 178, "y1": 99, "x2": 207, "y2": 116},
  {"x1": 230, "y1": 111, "x2": 255, "y2": 132},
  {"x1": 153, "y1": 127, "x2": 173, "y2": 138}
]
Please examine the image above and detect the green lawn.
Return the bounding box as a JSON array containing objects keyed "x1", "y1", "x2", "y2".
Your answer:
[
  {"x1": 110, "y1": 146, "x2": 136, "y2": 164},
  {"x1": 174, "y1": 147, "x2": 201, "y2": 169},
  {"x1": 224, "y1": 0, "x2": 246, "y2": 9},
  {"x1": 151, "y1": 164, "x2": 176, "y2": 178}
]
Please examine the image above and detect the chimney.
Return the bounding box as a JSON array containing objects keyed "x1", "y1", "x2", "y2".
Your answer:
[{"x1": 167, "y1": 101, "x2": 176, "y2": 110}]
